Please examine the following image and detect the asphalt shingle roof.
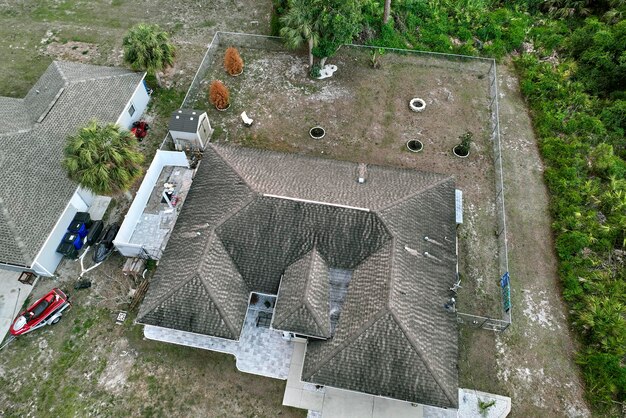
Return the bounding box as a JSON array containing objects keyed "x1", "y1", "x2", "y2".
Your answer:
[
  {"x1": 138, "y1": 143, "x2": 459, "y2": 408},
  {"x1": 0, "y1": 61, "x2": 144, "y2": 267},
  {"x1": 273, "y1": 249, "x2": 331, "y2": 339},
  {"x1": 168, "y1": 109, "x2": 204, "y2": 133}
]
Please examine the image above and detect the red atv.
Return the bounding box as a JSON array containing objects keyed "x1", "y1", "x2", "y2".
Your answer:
[
  {"x1": 10, "y1": 288, "x2": 71, "y2": 336},
  {"x1": 131, "y1": 120, "x2": 150, "y2": 141}
]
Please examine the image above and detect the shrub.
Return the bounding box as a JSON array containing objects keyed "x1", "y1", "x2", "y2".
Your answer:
[
  {"x1": 209, "y1": 80, "x2": 230, "y2": 110},
  {"x1": 224, "y1": 47, "x2": 244, "y2": 76},
  {"x1": 309, "y1": 64, "x2": 321, "y2": 78},
  {"x1": 454, "y1": 131, "x2": 473, "y2": 156}
]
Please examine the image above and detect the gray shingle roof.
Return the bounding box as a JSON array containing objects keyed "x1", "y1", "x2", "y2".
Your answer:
[
  {"x1": 0, "y1": 61, "x2": 145, "y2": 267},
  {"x1": 273, "y1": 249, "x2": 331, "y2": 338},
  {"x1": 168, "y1": 109, "x2": 204, "y2": 133},
  {"x1": 138, "y1": 143, "x2": 458, "y2": 408},
  {"x1": 0, "y1": 97, "x2": 31, "y2": 134}
]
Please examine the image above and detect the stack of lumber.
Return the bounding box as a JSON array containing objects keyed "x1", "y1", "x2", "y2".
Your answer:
[
  {"x1": 122, "y1": 257, "x2": 145, "y2": 281},
  {"x1": 129, "y1": 279, "x2": 149, "y2": 312}
]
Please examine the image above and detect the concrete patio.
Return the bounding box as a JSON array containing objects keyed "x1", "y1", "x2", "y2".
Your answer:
[
  {"x1": 144, "y1": 294, "x2": 294, "y2": 379},
  {"x1": 128, "y1": 166, "x2": 193, "y2": 258}
]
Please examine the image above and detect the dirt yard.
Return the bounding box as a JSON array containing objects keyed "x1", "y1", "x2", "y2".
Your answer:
[{"x1": 0, "y1": 260, "x2": 304, "y2": 418}]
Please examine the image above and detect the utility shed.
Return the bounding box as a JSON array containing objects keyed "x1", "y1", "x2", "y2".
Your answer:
[{"x1": 168, "y1": 109, "x2": 212, "y2": 151}]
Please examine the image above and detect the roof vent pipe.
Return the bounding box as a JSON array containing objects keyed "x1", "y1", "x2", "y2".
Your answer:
[{"x1": 357, "y1": 163, "x2": 367, "y2": 184}]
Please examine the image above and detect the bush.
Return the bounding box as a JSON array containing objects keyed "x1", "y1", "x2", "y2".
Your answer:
[
  {"x1": 577, "y1": 351, "x2": 626, "y2": 409},
  {"x1": 309, "y1": 64, "x2": 321, "y2": 79},
  {"x1": 209, "y1": 80, "x2": 229, "y2": 110},
  {"x1": 224, "y1": 47, "x2": 244, "y2": 76}
]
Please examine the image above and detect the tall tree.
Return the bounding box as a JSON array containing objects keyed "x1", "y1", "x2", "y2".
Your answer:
[
  {"x1": 62, "y1": 121, "x2": 144, "y2": 195},
  {"x1": 123, "y1": 23, "x2": 175, "y2": 87},
  {"x1": 383, "y1": 0, "x2": 391, "y2": 24},
  {"x1": 280, "y1": 0, "x2": 321, "y2": 68}
]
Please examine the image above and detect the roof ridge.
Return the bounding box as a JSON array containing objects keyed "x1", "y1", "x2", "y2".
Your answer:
[
  {"x1": 52, "y1": 61, "x2": 69, "y2": 84},
  {"x1": 212, "y1": 195, "x2": 257, "y2": 282},
  {"x1": 0, "y1": 128, "x2": 33, "y2": 137},
  {"x1": 302, "y1": 307, "x2": 390, "y2": 380},
  {"x1": 69, "y1": 72, "x2": 142, "y2": 85},
  {"x1": 377, "y1": 175, "x2": 453, "y2": 213},
  {"x1": 385, "y1": 238, "x2": 398, "y2": 307},
  {"x1": 209, "y1": 144, "x2": 257, "y2": 192},
  {"x1": 0, "y1": 195, "x2": 30, "y2": 266},
  {"x1": 274, "y1": 251, "x2": 314, "y2": 323},
  {"x1": 389, "y1": 309, "x2": 457, "y2": 406},
  {"x1": 136, "y1": 273, "x2": 197, "y2": 322},
  {"x1": 196, "y1": 271, "x2": 240, "y2": 339},
  {"x1": 302, "y1": 248, "x2": 329, "y2": 336}
]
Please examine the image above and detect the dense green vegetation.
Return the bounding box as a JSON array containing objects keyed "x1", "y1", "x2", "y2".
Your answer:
[{"x1": 271, "y1": 0, "x2": 626, "y2": 411}]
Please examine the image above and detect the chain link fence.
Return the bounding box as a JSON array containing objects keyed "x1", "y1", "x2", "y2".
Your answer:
[{"x1": 168, "y1": 32, "x2": 512, "y2": 331}]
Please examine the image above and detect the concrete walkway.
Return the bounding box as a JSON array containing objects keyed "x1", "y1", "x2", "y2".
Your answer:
[{"x1": 0, "y1": 268, "x2": 36, "y2": 343}]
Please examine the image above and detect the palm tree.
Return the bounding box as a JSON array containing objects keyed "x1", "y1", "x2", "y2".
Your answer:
[
  {"x1": 62, "y1": 120, "x2": 144, "y2": 195},
  {"x1": 122, "y1": 23, "x2": 175, "y2": 87},
  {"x1": 280, "y1": 0, "x2": 320, "y2": 68}
]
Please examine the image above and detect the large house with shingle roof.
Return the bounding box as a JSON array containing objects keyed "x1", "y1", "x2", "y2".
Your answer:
[
  {"x1": 0, "y1": 61, "x2": 149, "y2": 276},
  {"x1": 138, "y1": 143, "x2": 460, "y2": 409}
]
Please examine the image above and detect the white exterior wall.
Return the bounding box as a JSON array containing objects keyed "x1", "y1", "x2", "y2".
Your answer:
[
  {"x1": 170, "y1": 130, "x2": 198, "y2": 141},
  {"x1": 31, "y1": 189, "x2": 89, "y2": 276},
  {"x1": 114, "y1": 150, "x2": 189, "y2": 257},
  {"x1": 25, "y1": 78, "x2": 149, "y2": 276},
  {"x1": 116, "y1": 75, "x2": 150, "y2": 129}
]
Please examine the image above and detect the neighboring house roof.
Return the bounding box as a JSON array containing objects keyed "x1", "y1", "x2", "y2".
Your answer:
[
  {"x1": 273, "y1": 249, "x2": 331, "y2": 339},
  {"x1": 168, "y1": 109, "x2": 204, "y2": 133},
  {"x1": 0, "y1": 61, "x2": 144, "y2": 267},
  {"x1": 138, "y1": 143, "x2": 458, "y2": 408}
]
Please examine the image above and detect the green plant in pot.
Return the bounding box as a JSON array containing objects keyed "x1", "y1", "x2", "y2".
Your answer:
[{"x1": 453, "y1": 131, "x2": 473, "y2": 157}]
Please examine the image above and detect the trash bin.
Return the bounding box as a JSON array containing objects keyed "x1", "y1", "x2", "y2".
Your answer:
[
  {"x1": 62, "y1": 232, "x2": 83, "y2": 250},
  {"x1": 72, "y1": 212, "x2": 92, "y2": 228},
  {"x1": 68, "y1": 221, "x2": 88, "y2": 238},
  {"x1": 56, "y1": 242, "x2": 78, "y2": 259}
]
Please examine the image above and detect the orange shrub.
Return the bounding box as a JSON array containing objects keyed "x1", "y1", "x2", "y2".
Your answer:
[
  {"x1": 224, "y1": 47, "x2": 244, "y2": 76},
  {"x1": 209, "y1": 80, "x2": 230, "y2": 110}
]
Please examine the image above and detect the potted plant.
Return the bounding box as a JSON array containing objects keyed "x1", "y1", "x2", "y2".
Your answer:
[
  {"x1": 224, "y1": 47, "x2": 244, "y2": 76},
  {"x1": 453, "y1": 131, "x2": 472, "y2": 158},
  {"x1": 209, "y1": 80, "x2": 230, "y2": 111}
]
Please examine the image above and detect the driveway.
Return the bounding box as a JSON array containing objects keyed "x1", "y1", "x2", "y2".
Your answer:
[{"x1": 0, "y1": 269, "x2": 36, "y2": 343}]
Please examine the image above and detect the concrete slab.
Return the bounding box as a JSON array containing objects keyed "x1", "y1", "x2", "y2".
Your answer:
[
  {"x1": 0, "y1": 269, "x2": 36, "y2": 342},
  {"x1": 373, "y1": 397, "x2": 423, "y2": 418},
  {"x1": 88, "y1": 196, "x2": 111, "y2": 221},
  {"x1": 457, "y1": 389, "x2": 511, "y2": 417},
  {"x1": 322, "y1": 388, "x2": 375, "y2": 418}
]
